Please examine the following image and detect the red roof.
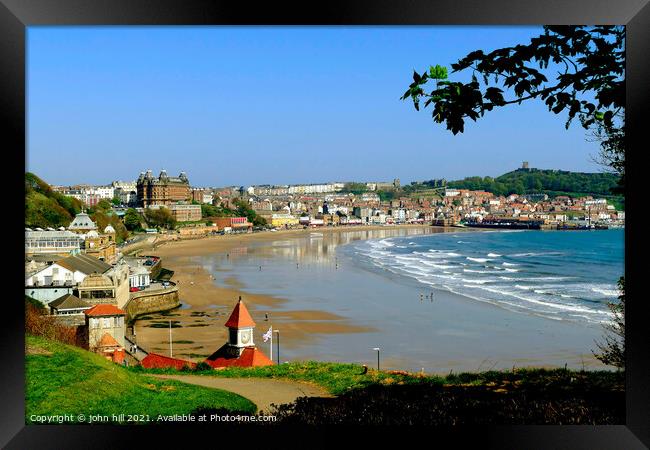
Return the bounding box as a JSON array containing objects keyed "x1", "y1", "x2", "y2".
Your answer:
[
  {"x1": 141, "y1": 353, "x2": 197, "y2": 370},
  {"x1": 85, "y1": 304, "x2": 126, "y2": 317},
  {"x1": 205, "y1": 346, "x2": 274, "y2": 368},
  {"x1": 224, "y1": 299, "x2": 256, "y2": 328},
  {"x1": 97, "y1": 332, "x2": 121, "y2": 348}
]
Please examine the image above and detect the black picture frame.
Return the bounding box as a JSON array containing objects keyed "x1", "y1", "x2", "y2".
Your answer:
[{"x1": 3, "y1": 0, "x2": 648, "y2": 447}]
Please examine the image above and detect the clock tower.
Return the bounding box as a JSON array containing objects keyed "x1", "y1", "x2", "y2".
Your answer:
[
  {"x1": 204, "y1": 296, "x2": 274, "y2": 368},
  {"x1": 224, "y1": 296, "x2": 256, "y2": 356}
]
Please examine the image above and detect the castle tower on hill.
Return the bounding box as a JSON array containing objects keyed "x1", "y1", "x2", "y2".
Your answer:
[{"x1": 204, "y1": 297, "x2": 274, "y2": 368}]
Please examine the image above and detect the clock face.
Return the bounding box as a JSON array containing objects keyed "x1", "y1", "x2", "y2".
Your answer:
[{"x1": 240, "y1": 331, "x2": 251, "y2": 344}]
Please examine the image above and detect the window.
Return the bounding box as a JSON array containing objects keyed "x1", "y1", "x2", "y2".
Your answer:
[{"x1": 103, "y1": 318, "x2": 111, "y2": 328}]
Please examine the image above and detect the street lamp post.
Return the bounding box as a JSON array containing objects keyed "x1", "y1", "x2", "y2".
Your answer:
[
  {"x1": 373, "y1": 347, "x2": 381, "y2": 371},
  {"x1": 274, "y1": 330, "x2": 280, "y2": 365}
]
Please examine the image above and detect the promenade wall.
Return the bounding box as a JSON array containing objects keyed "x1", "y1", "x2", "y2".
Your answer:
[{"x1": 124, "y1": 286, "x2": 180, "y2": 321}]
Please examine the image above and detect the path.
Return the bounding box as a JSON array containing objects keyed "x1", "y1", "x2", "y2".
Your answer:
[
  {"x1": 150, "y1": 374, "x2": 332, "y2": 413},
  {"x1": 124, "y1": 335, "x2": 148, "y2": 361}
]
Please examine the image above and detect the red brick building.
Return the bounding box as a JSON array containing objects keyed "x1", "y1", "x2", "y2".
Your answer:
[
  {"x1": 212, "y1": 217, "x2": 253, "y2": 233},
  {"x1": 136, "y1": 169, "x2": 191, "y2": 207}
]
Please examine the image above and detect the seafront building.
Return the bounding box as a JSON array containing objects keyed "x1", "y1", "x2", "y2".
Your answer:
[
  {"x1": 25, "y1": 229, "x2": 84, "y2": 258},
  {"x1": 136, "y1": 169, "x2": 191, "y2": 207},
  {"x1": 169, "y1": 203, "x2": 202, "y2": 222}
]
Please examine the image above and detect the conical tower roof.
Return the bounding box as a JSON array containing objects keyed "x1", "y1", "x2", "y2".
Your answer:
[{"x1": 224, "y1": 297, "x2": 256, "y2": 328}]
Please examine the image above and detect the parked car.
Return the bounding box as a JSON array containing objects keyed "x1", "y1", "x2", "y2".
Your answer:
[{"x1": 129, "y1": 287, "x2": 139, "y2": 292}]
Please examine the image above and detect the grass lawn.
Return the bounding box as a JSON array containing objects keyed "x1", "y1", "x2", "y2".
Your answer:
[
  {"x1": 131, "y1": 360, "x2": 623, "y2": 396},
  {"x1": 26, "y1": 335, "x2": 256, "y2": 423}
]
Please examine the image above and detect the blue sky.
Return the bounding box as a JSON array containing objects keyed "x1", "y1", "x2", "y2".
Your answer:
[{"x1": 27, "y1": 26, "x2": 604, "y2": 187}]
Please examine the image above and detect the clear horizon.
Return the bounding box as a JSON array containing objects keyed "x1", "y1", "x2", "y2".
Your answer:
[{"x1": 27, "y1": 26, "x2": 605, "y2": 187}]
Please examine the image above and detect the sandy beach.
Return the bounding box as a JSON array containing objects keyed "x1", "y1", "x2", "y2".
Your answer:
[
  {"x1": 133, "y1": 225, "x2": 440, "y2": 361},
  {"x1": 132, "y1": 225, "x2": 607, "y2": 373}
]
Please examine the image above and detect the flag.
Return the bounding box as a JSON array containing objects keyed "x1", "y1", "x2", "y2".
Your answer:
[{"x1": 262, "y1": 326, "x2": 272, "y2": 342}]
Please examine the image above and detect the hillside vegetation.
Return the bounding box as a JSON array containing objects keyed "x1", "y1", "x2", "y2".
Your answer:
[
  {"x1": 26, "y1": 335, "x2": 256, "y2": 423},
  {"x1": 446, "y1": 168, "x2": 620, "y2": 198},
  {"x1": 25, "y1": 172, "x2": 83, "y2": 228},
  {"x1": 135, "y1": 360, "x2": 624, "y2": 424}
]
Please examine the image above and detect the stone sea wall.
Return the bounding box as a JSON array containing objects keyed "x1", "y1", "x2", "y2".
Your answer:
[{"x1": 124, "y1": 286, "x2": 180, "y2": 321}]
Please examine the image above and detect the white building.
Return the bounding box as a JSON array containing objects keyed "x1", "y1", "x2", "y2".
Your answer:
[
  {"x1": 26, "y1": 253, "x2": 112, "y2": 288},
  {"x1": 111, "y1": 181, "x2": 137, "y2": 191},
  {"x1": 25, "y1": 230, "x2": 85, "y2": 256},
  {"x1": 93, "y1": 186, "x2": 115, "y2": 199}
]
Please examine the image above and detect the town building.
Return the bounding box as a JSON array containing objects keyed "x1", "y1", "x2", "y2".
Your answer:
[
  {"x1": 84, "y1": 225, "x2": 117, "y2": 263},
  {"x1": 112, "y1": 182, "x2": 138, "y2": 206},
  {"x1": 128, "y1": 265, "x2": 150, "y2": 290},
  {"x1": 49, "y1": 293, "x2": 91, "y2": 316},
  {"x1": 25, "y1": 253, "x2": 113, "y2": 307},
  {"x1": 67, "y1": 212, "x2": 99, "y2": 234},
  {"x1": 270, "y1": 213, "x2": 299, "y2": 228},
  {"x1": 25, "y1": 229, "x2": 85, "y2": 258},
  {"x1": 84, "y1": 304, "x2": 126, "y2": 364},
  {"x1": 191, "y1": 188, "x2": 214, "y2": 204},
  {"x1": 169, "y1": 203, "x2": 202, "y2": 222},
  {"x1": 205, "y1": 298, "x2": 274, "y2": 368},
  {"x1": 212, "y1": 217, "x2": 253, "y2": 233},
  {"x1": 76, "y1": 261, "x2": 130, "y2": 308},
  {"x1": 136, "y1": 169, "x2": 191, "y2": 207}
]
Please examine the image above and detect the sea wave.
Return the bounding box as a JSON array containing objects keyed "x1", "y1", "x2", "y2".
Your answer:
[
  {"x1": 349, "y1": 228, "x2": 622, "y2": 325},
  {"x1": 591, "y1": 286, "x2": 620, "y2": 297},
  {"x1": 467, "y1": 257, "x2": 490, "y2": 263}
]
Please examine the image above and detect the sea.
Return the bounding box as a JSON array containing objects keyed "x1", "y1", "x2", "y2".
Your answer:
[
  {"x1": 199, "y1": 228, "x2": 624, "y2": 371},
  {"x1": 342, "y1": 229, "x2": 624, "y2": 325}
]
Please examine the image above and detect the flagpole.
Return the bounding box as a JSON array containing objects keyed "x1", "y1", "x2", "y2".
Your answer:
[{"x1": 169, "y1": 320, "x2": 172, "y2": 358}]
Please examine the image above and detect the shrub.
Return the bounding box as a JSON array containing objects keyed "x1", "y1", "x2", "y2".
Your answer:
[
  {"x1": 193, "y1": 362, "x2": 213, "y2": 372},
  {"x1": 25, "y1": 303, "x2": 79, "y2": 347}
]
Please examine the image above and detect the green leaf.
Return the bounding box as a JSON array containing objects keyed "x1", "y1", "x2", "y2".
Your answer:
[{"x1": 428, "y1": 64, "x2": 448, "y2": 80}]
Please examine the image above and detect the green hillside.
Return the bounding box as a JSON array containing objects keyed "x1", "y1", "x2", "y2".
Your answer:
[
  {"x1": 446, "y1": 168, "x2": 621, "y2": 198},
  {"x1": 26, "y1": 335, "x2": 256, "y2": 423},
  {"x1": 25, "y1": 172, "x2": 83, "y2": 228}
]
